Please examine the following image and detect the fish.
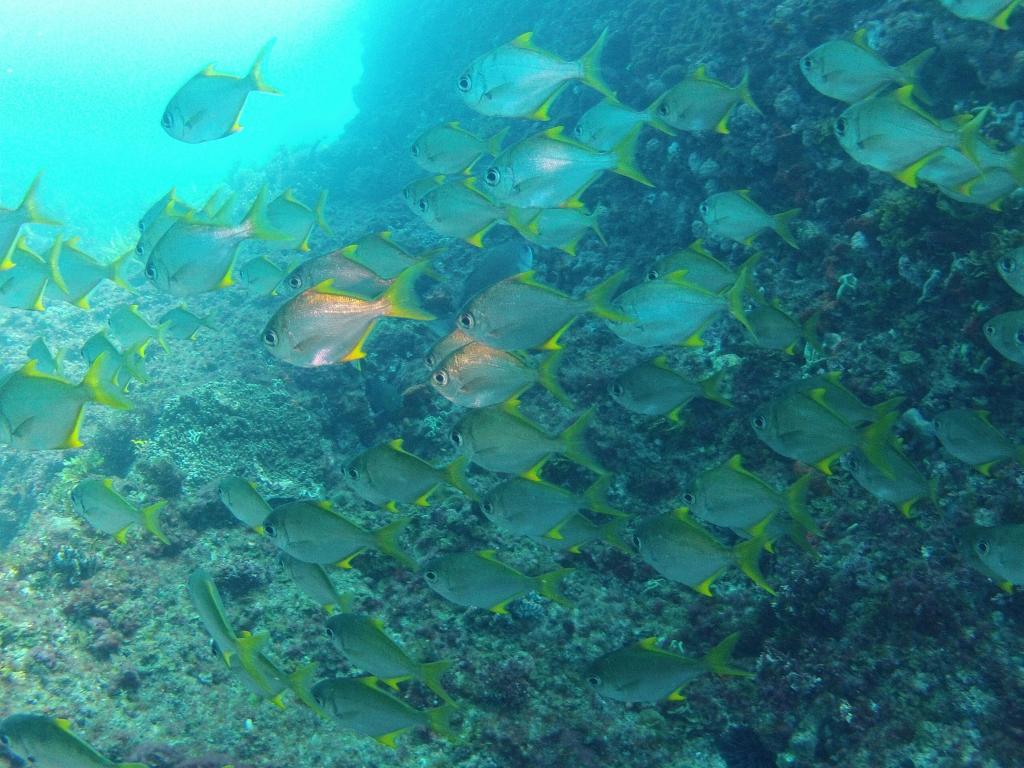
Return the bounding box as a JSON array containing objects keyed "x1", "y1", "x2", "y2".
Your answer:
[
  {"x1": 458, "y1": 240, "x2": 535, "y2": 305},
  {"x1": 573, "y1": 97, "x2": 675, "y2": 151},
  {"x1": 429, "y1": 343, "x2": 568, "y2": 407},
  {"x1": 159, "y1": 305, "x2": 213, "y2": 341},
  {"x1": 108, "y1": 303, "x2": 170, "y2": 356},
  {"x1": 800, "y1": 30, "x2": 935, "y2": 103},
  {"x1": 507, "y1": 206, "x2": 605, "y2": 256},
  {"x1": 607, "y1": 259, "x2": 754, "y2": 348},
  {"x1": 162, "y1": 39, "x2": 281, "y2": 143},
  {"x1": 633, "y1": 507, "x2": 774, "y2": 596},
  {"x1": 412, "y1": 177, "x2": 508, "y2": 247},
  {"x1": 744, "y1": 300, "x2": 818, "y2": 355},
  {"x1": 651, "y1": 66, "x2": 761, "y2": 134},
  {"x1": 609, "y1": 356, "x2": 731, "y2": 423},
  {"x1": 0, "y1": 237, "x2": 53, "y2": 312},
  {"x1": 239, "y1": 255, "x2": 293, "y2": 296},
  {"x1": 933, "y1": 408, "x2": 1024, "y2": 475},
  {"x1": 48, "y1": 237, "x2": 132, "y2": 309},
  {"x1": 411, "y1": 122, "x2": 509, "y2": 175},
  {"x1": 834, "y1": 86, "x2": 986, "y2": 187},
  {"x1": 81, "y1": 332, "x2": 147, "y2": 391},
  {"x1": 344, "y1": 438, "x2": 476, "y2": 510},
  {"x1": 531, "y1": 514, "x2": 629, "y2": 554},
  {"x1": 0, "y1": 355, "x2": 131, "y2": 450},
  {"x1": 187, "y1": 568, "x2": 242, "y2": 662},
  {"x1": 71, "y1": 478, "x2": 168, "y2": 545},
  {"x1": 145, "y1": 187, "x2": 284, "y2": 296},
  {"x1": 455, "y1": 270, "x2": 628, "y2": 351},
  {"x1": 0, "y1": 173, "x2": 59, "y2": 253},
  {"x1": 686, "y1": 454, "x2": 817, "y2": 539},
  {"x1": 451, "y1": 402, "x2": 605, "y2": 475},
  {"x1": 276, "y1": 249, "x2": 395, "y2": 298},
  {"x1": 700, "y1": 190, "x2": 800, "y2": 249},
  {"x1": 341, "y1": 231, "x2": 442, "y2": 279},
  {"x1": 939, "y1": 0, "x2": 1021, "y2": 29},
  {"x1": 311, "y1": 676, "x2": 454, "y2": 747},
  {"x1": 481, "y1": 126, "x2": 652, "y2": 209},
  {"x1": 844, "y1": 443, "x2": 936, "y2": 518},
  {"x1": 983, "y1": 309, "x2": 1024, "y2": 366},
  {"x1": 586, "y1": 632, "x2": 748, "y2": 703},
  {"x1": 644, "y1": 240, "x2": 736, "y2": 293},
  {"x1": 325, "y1": 613, "x2": 454, "y2": 702},
  {"x1": 263, "y1": 260, "x2": 435, "y2": 366},
  {"x1": 221, "y1": 631, "x2": 319, "y2": 712},
  {"x1": 262, "y1": 500, "x2": 415, "y2": 569},
  {"x1": 402, "y1": 176, "x2": 446, "y2": 213},
  {"x1": 218, "y1": 475, "x2": 273, "y2": 531},
  {"x1": 138, "y1": 188, "x2": 192, "y2": 234},
  {"x1": 279, "y1": 553, "x2": 352, "y2": 614},
  {"x1": 425, "y1": 328, "x2": 476, "y2": 370},
  {"x1": 0, "y1": 713, "x2": 147, "y2": 768},
  {"x1": 457, "y1": 30, "x2": 613, "y2": 120},
  {"x1": 959, "y1": 523, "x2": 1024, "y2": 593},
  {"x1": 751, "y1": 383, "x2": 897, "y2": 475},
  {"x1": 264, "y1": 189, "x2": 330, "y2": 252},
  {"x1": 480, "y1": 475, "x2": 625, "y2": 538},
  {"x1": 422, "y1": 549, "x2": 572, "y2": 612},
  {"x1": 26, "y1": 337, "x2": 64, "y2": 376}
]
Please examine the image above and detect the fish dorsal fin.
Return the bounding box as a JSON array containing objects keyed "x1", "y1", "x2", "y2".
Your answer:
[
  {"x1": 892, "y1": 85, "x2": 937, "y2": 124},
  {"x1": 851, "y1": 28, "x2": 871, "y2": 49},
  {"x1": 447, "y1": 120, "x2": 461, "y2": 129},
  {"x1": 689, "y1": 239, "x2": 712, "y2": 256},
  {"x1": 476, "y1": 549, "x2": 501, "y2": 562},
  {"x1": 315, "y1": 499, "x2": 333, "y2": 510},
  {"x1": 379, "y1": 230, "x2": 393, "y2": 241},
  {"x1": 637, "y1": 636, "x2": 660, "y2": 650},
  {"x1": 650, "y1": 355, "x2": 673, "y2": 371},
  {"x1": 371, "y1": 617, "x2": 387, "y2": 631},
  {"x1": 388, "y1": 438, "x2": 407, "y2": 453},
  {"x1": 693, "y1": 65, "x2": 709, "y2": 80},
  {"x1": 55, "y1": 718, "x2": 72, "y2": 732},
  {"x1": 102, "y1": 478, "x2": 115, "y2": 490},
  {"x1": 672, "y1": 506, "x2": 691, "y2": 521},
  {"x1": 511, "y1": 31, "x2": 537, "y2": 50},
  {"x1": 976, "y1": 409, "x2": 993, "y2": 426}
]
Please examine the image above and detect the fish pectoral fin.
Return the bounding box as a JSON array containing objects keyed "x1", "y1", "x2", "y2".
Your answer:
[{"x1": 184, "y1": 109, "x2": 208, "y2": 129}]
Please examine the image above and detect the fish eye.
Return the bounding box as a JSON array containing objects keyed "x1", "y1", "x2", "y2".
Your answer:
[
  {"x1": 657, "y1": 102, "x2": 669, "y2": 117},
  {"x1": 1000, "y1": 257, "x2": 1016, "y2": 274},
  {"x1": 138, "y1": 220, "x2": 145, "y2": 232},
  {"x1": 645, "y1": 269, "x2": 660, "y2": 281},
  {"x1": 800, "y1": 57, "x2": 812, "y2": 72},
  {"x1": 450, "y1": 429, "x2": 463, "y2": 447},
  {"x1": 976, "y1": 539, "x2": 990, "y2": 556},
  {"x1": 263, "y1": 524, "x2": 276, "y2": 538},
  {"x1": 411, "y1": 144, "x2": 420, "y2": 158},
  {"x1": 314, "y1": 695, "x2": 325, "y2": 708},
  {"x1": 699, "y1": 203, "x2": 709, "y2": 216},
  {"x1": 984, "y1": 323, "x2": 996, "y2": 337},
  {"x1": 609, "y1": 383, "x2": 624, "y2": 397},
  {"x1": 835, "y1": 117, "x2": 847, "y2": 137},
  {"x1": 457, "y1": 74, "x2": 472, "y2": 93},
  {"x1": 161, "y1": 111, "x2": 173, "y2": 129},
  {"x1": 481, "y1": 500, "x2": 494, "y2": 515},
  {"x1": 457, "y1": 312, "x2": 475, "y2": 329},
  {"x1": 143, "y1": 261, "x2": 155, "y2": 277},
  {"x1": 587, "y1": 675, "x2": 601, "y2": 687},
  {"x1": 288, "y1": 275, "x2": 302, "y2": 289},
  {"x1": 573, "y1": 124, "x2": 583, "y2": 137},
  {"x1": 752, "y1": 415, "x2": 767, "y2": 430},
  {"x1": 324, "y1": 627, "x2": 335, "y2": 640},
  {"x1": 631, "y1": 534, "x2": 642, "y2": 550},
  {"x1": 424, "y1": 570, "x2": 438, "y2": 582},
  {"x1": 484, "y1": 167, "x2": 501, "y2": 186},
  {"x1": 137, "y1": 243, "x2": 146, "y2": 257},
  {"x1": 262, "y1": 329, "x2": 278, "y2": 347},
  {"x1": 346, "y1": 466, "x2": 359, "y2": 481},
  {"x1": 1015, "y1": 328, "x2": 1024, "y2": 345},
  {"x1": 418, "y1": 199, "x2": 429, "y2": 213},
  {"x1": 682, "y1": 492, "x2": 695, "y2": 505},
  {"x1": 0, "y1": 733, "x2": 8, "y2": 745},
  {"x1": 432, "y1": 370, "x2": 449, "y2": 387},
  {"x1": 209, "y1": 638, "x2": 220, "y2": 657}
]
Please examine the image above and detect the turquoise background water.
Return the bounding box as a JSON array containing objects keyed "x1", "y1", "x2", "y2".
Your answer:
[{"x1": 0, "y1": 0, "x2": 363, "y2": 248}]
